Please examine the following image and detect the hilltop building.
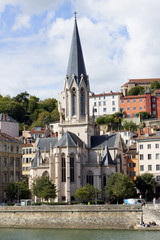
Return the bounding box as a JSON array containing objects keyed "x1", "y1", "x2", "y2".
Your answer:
[
  {"x1": 30, "y1": 17, "x2": 126, "y2": 202},
  {"x1": 0, "y1": 113, "x2": 19, "y2": 138}
]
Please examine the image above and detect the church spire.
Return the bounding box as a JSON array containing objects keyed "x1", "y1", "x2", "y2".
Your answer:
[{"x1": 66, "y1": 14, "x2": 88, "y2": 88}]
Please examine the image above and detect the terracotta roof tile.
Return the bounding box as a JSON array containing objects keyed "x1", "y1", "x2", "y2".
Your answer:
[{"x1": 129, "y1": 78, "x2": 160, "y2": 84}]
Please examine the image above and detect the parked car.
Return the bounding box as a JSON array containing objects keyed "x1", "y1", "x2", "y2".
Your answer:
[{"x1": 124, "y1": 198, "x2": 145, "y2": 206}]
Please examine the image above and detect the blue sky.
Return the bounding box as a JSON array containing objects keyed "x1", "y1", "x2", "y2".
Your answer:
[{"x1": 0, "y1": 0, "x2": 160, "y2": 99}]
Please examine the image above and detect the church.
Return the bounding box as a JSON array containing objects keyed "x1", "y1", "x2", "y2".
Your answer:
[{"x1": 30, "y1": 16, "x2": 126, "y2": 202}]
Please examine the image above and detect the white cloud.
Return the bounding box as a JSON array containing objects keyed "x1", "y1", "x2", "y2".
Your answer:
[{"x1": 12, "y1": 15, "x2": 30, "y2": 30}]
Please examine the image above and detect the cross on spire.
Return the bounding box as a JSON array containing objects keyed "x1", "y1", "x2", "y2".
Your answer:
[{"x1": 73, "y1": 11, "x2": 78, "y2": 21}]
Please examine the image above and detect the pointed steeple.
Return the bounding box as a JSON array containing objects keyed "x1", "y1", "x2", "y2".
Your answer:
[{"x1": 66, "y1": 16, "x2": 88, "y2": 87}]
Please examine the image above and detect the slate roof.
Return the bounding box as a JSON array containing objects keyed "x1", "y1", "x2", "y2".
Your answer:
[
  {"x1": 56, "y1": 131, "x2": 83, "y2": 148},
  {"x1": 0, "y1": 113, "x2": 17, "y2": 122},
  {"x1": 129, "y1": 78, "x2": 160, "y2": 84},
  {"x1": 66, "y1": 19, "x2": 88, "y2": 87},
  {"x1": 101, "y1": 146, "x2": 115, "y2": 166},
  {"x1": 91, "y1": 134, "x2": 120, "y2": 149},
  {"x1": 34, "y1": 137, "x2": 58, "y2": 151}
]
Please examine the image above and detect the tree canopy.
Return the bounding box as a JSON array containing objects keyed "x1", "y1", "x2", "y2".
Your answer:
[
  {"x1": 0, "y1": 92, "x2": 60, "y2": 133},
  {"x1": 105, "y1": 173, "x2": 137, "y2": 203},
  {"x1": 136, "y1": 111, "x2": 152, "y2": 120},
  {"x1": 122, "y1": 120, "x2": 138, "y2": 132},
  {"x1": 135, "y1": 173, "x2": 156, "y2": 199},
  {"x1": 150, "y1": 80, "x2": 160, "y2": 89},
  {"x1": 32, "y1": 176, "x2": 57, "y2": 201},
  {"x1": 74, "y1": 184, "x2": 101, "y2": 203},
  {"x1": 6, "y1": 180, "x2": 31, "y2": 202},
  {"x1": 128, "y1": 86, "x2": 145, "y2": 96}
]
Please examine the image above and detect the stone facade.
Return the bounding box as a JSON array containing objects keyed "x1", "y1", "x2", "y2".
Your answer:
[{"x1": 0, "y1": 205, "x2": 142, "y2": 229}]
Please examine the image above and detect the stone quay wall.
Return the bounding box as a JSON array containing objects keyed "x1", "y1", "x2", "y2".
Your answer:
[{"x1": 0, "y1": 205, "x2": 142, "y2": 229}]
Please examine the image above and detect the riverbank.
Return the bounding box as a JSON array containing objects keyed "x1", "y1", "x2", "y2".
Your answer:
[
  {"x1": 0, "y1": 205, "x2": 142, "y2": 230},
  {"x1": 0, "y1": 204, "x2": 159, "y2": 230}
]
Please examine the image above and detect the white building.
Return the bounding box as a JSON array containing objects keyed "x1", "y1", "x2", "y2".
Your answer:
[
  {"x1": 136, "y1": 131, "x2": 160, "y2": 192},
  {"x1": 0, "y1": 113, "x2": 19, "y2": 138},
  {"x1": 89, "y1": 91, "x2": 121, "y2": 119}
]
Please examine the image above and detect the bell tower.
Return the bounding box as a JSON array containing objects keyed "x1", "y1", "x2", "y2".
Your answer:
[{"x1": 59, "y1": 13, "x2": 95, "y2": 147}]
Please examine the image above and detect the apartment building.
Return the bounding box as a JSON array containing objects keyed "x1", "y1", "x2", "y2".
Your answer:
[
  {"x1": 0, "y1": 132, "x2": 22, "y2": 202},
  {"x1": 22, "y1": 143, "x2": 34, "y2": 178},
  {"x1": 126, "y1": 144, "x2": 139, "y2": 180},
  {"x1": 0, "y1": 113, "x2": 19, "y2": 138},
  {"x1": 120, "y1": 90, "x2": 160, "y2": 118},
  {"x1": 89, "y1": 91, "x2": 121, "y2": 118},
  {"x1": 121, "y1": 78, "x2": 160, "y2": 96},
  {"x1": 136, "y1": 128, "x2": 160, "y2": 192}
]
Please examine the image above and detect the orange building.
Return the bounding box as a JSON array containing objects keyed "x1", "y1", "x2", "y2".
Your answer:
[
  {"x1": 126, "y1": 144, "x2": 139, "y2": 180},
  {"x1": 119, "y1": 90, "x2": 160, "y2": 118}
]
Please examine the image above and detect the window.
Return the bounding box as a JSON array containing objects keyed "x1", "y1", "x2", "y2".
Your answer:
[
  {"x1": 112, "y1": 101, "x2": 115, "y2": 105},
  {"x1": 156, "y1": 153, "x2": 160, "y2": 160},
  {"x1": 17, "y1": 146, "x2": 19, "y2": 153},
  {"x1": 140, "y1": 99, "x2": 142, "y2": 103},
  {"x1": 140, "y1": 154, "x2": 144, "y2": 160},
  {"x1": 103, "y1": 108, "x2": 106, "y2": 112},
  {"x1": 133, "y1": 171, "x2": 136, "y2": 177},
  {"x1": 99, "y1": 97, "x2": 101, "y2": 100},
  {"x1": 23, "y1": 167, "x2": 25, "y2": 171},
  {"x1": 140, "y1": 106, "x2": 143, "y2": 110},
  {"x1": 127, "y1": 107, "x2": 130, "y2": 111},
  {"x1": 94, "y1": 102, "x2": 96, "y2": 106},
  {"x1": 140, "y1": 144, "x2": 143, "y2": 149},
  {"x1": 134, "y1": 99, "x2": 136, "y2": 103},
  {"x1": 23, "y1": 158, "x2": 25, "y2": 163},
  {"x1": 80, "y1": 88, "x2": 85, "y2": 116},
  {"x1": 152, "y1": 104, "x2": 156, "y2": 108},
  {"x1": 156, "y1": 144, "x2": 159, "y2": 149},
  {"x1": 133, "y1": 106, "x2": 136, "y2": 110},
  {"x1": 103, "y1": 101, "x2": 106, "y2": 106},
  {"x1": 140, "y1": 165, "x2": 144, "y2": 171},
  {"x1": 62, "y1": 155, "x2": 66, "y2": 182},
  {"x1": 94, "y1": 109, "x2": 97, "y2": 112},
  {"x1": 124, "y1": 132, "x2": 127, "y2": 136},
  {"x1": 128, "y1": 171, "x2": 132, "y2": 177},
  {"x1": 99, "y1": 102, "x2": 101, "y2": 106},
  {"x1": 11, "y1": 145, "x2": 13, "y2": 152},
  {"x1": 26, "y1": 158, "x2": 29, "y2": 163},
  {"x1": 128, "y1": 163, "x2": 131, "y2": 168},
  {"x1": 156, "y1": 176, "x2": 160, "y2": 181},
  {"x1": 26, "y1": 149, "x2": 28, "y2": 154},
  {"x1": 147, "y1": 144, "x2": 151, "y2": 149},
  {"x1": 112, "y1": 107, "x2": 116, "y2": 111},
  {"x1": 132, "y1": 155, "x2": 136, "y2": 159},
  {"x1": 104, "y1": 96, "x2": 105, "y2": 100},
  {"x1": 94, "y1": 97, "x2": 96, "y2": 100},
  {"x1": 121, "y1": 100, "x2": 124, "y2": 104},
  {"x1": 70, "y1": 156, "x2": 74, "y2": 183},
  {"x1": 121, "y1": 107, "x2": 124, "y2": 111},
  {"x1": 127, "y1": 99, "x2": 130, "y2": 103},
  {"x1": 23, "y1": 149, "x2": 25, "y2": 154},
  {"x1": 128, "y1": 114, "x2": 130, "y2": 118},
  {"x1": 112, "y1": 96, "x2": 114, "y2": 99},
  {"x1": 156, "y1": 165, "x2": 160, "y2": 170},
  {"x1": 153, "y1": 110, "x2": 156, "y2": 116},
  {"x1": 29, "y1": 148, "x2": 32, "y2": 154},
  {"x1": 86, "y1": 171, "x2": 94, "y2": 185},
  {"x1": 152, "y1": 98, "x2": 156, "y2": 102},
  {"x1": 72, "y1": 88, "x2": 76, "y2": 116},
  {"x1": 133, "y1": 162, "x2": 136, "y2": 167},
  {"x1": 4, "y1": 158, "x2": 7, "y2": 167},
  {"x1": 148, "y1": 165, "x2": 152, "y2": 171},
  {"x1": 148, "y1": 154, "x2": 152, "y2": 160}
]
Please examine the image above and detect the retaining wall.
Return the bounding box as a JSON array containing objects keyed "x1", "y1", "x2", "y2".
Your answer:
[{"x1": 0, "y1": 205, "x2": 142, "y2": 229}]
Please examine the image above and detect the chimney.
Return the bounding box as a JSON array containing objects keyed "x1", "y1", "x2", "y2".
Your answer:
[
  {"x1": 3, "y1": 114, "x2": 6, "y2": 121},
  {"x1": 144, "y1": 127, "x2": 150, "y2": 135},
  {"x1": 137, "y1": 128, "x2": 142, "y2": 136}
]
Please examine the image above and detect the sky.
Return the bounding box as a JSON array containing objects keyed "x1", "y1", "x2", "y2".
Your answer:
[{"x1": 0, "y1": 0, "x2": 160, "y2": 100}]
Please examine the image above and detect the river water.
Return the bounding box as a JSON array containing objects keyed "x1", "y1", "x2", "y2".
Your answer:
[{"x1": 0, "y1": 229, "x2": 159, "y2": 240}]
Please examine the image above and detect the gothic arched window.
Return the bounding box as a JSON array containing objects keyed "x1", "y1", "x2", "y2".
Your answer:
[
  {"x1": 86, "y1": 170, "x2": 94, "y2": 185},
  {"x1": 61, "y1": 154, "x2": 66, "y2": 182},
  {"x1": 66, "y1": 94, "x2": 69, "y2": 117},
  {"x1": 72, "y1": 88, "x2": 76, "y2": 116},
  {"x1": 80, "y1": 88, "x2": 85, "y2": 116},
  {"x1": 70, "y1": 155, "x2": 74, "y2": 182}
]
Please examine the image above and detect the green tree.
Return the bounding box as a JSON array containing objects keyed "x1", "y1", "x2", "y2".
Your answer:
[
  {"x1": 32, "y1": 176, "x2": 57, "y2": 201},
  {"x1": 50, "y1": 108, "x2": 60, "y2": 122},
  {"x1": 150, "y1": 80, "x2": 160, "y2": 89},
  {"x1": 40, "y1": 98, "x2": 57, "y2": 113},
  {"x1": 136, "y1": 111, "x2": 152, "y2": 120},
  {"x1": 122, "y1": 120, "x2": 138, "y2": 132},
  {"x1": 105, "y1": 173, "x2": 137, "y2": 203},
  {"x1": 6, "y1": 181, "x2": 31, "y2": 202},
  {"x1": 28, "y1": 95, "x2": 39, "y2": 114},
  {"x1": 135, "y1": 173, "x2": 156, "y2": 199},
  {"x1": 13, "y1": 91, "x2": 29, "y2": 112},
  {"x1": 128, "y1": 86, "x2": 145, "y2": 96},
  {"x1": 74, "y1": 184, "x2": 101, "y2": 203}
]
